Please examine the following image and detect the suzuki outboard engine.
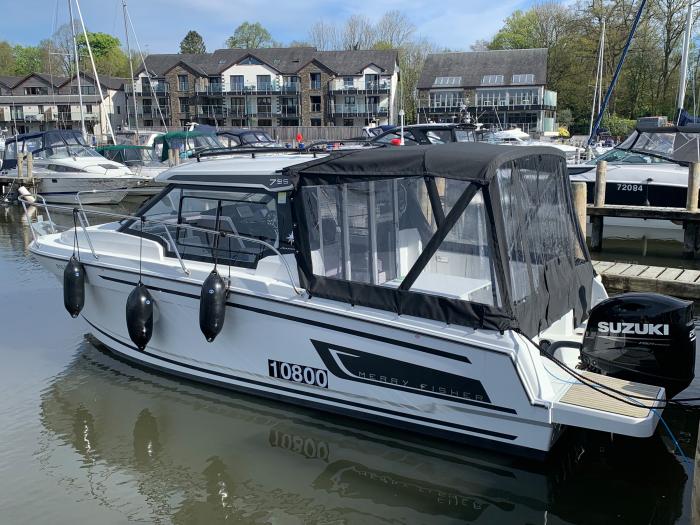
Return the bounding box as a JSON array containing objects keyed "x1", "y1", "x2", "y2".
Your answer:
[{"x1": 581, "y1": 293, "x2": 696, "y2": 398}]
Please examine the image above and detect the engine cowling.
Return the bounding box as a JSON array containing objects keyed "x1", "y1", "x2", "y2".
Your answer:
[{"x1": 581, "y1": 292, "x2": 696, "y2": 398}]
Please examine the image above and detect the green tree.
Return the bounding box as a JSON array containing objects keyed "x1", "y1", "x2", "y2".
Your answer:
[
  {"x1": 12, "y1": 45, "x2": 43, "y2": 75},
  {"x1": 0, "y1": 41, "x2": 16, "y2": 75},
  {"x1": 225, "y1": 22, "x2": 273, "y2": 49},
  {"x1": 76, "y1": 32, "x2": 121, "y2": 60},
  {"x1": 180, "y1": 30, "x2": 206, "y2": 54}
]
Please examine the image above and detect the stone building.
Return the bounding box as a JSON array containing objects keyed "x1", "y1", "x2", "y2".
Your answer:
[
  {"x1": 416, "y1": 48, "x2": 558, "y2": 135},
  {"x1": 126, "y1": 47, "x2": 400, "y2": 129}
]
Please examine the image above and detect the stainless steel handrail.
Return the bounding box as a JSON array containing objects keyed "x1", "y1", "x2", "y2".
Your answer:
[{"x1": 18, "y1": 194, "x2": 303, "y2": 295}]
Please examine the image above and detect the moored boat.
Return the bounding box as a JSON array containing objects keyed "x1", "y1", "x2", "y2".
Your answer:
[{"x1": 21, "y1": 143, "x2": 696, "y2": 457}]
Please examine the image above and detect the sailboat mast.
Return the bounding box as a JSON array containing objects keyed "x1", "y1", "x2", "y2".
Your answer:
[
  {"x1": 73, "y1": 0, "x2": 116, "y2": 144},
  {"x1": 677, "y1": 0, "x2": 693, "y2": 123},
  {"x1": 122, "y1": 0, "x2": 139, "y2": 135},
  {"x1": 67, "y1": 0, "x2": 86, "y2": 140},
  {"x1": 589, "y1": 19, "x2": 605, "y2": 138}
]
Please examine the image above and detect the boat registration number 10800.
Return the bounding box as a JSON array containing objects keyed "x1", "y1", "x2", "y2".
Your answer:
[{"x1": 268, "y1": 359, "x2": 329, "y2": 388}]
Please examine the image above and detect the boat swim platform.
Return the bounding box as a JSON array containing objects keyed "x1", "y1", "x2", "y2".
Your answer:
[
  {"x1": 593, "y1": 260, "x2": 700, "y2": 301},
  {"x1": 552, "y1": 370, "x2": 663, "y2": 437},
  {"x1": 559, "y1": 371, "x2": 661, "y2": 419}
]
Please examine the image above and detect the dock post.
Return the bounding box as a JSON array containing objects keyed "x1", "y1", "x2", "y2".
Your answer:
[
  {"x1": 572, "y1": 182, "x2": 587, "y2": 246},
  {"x1": 26, "y1": 151, "x2": 33, "y2": 184},
  {"x1": 683, "y1": 162, "x2": 700, "y2": 258},
  {"x1": 173, "y1": 148, "x2": 181, "y2": 166},
  {"x1": 590, "y1": 160, "x2": 607, "y2": 251},
  {"x1": 17, "y1": 153, "x2": 24, "y2": 180}
]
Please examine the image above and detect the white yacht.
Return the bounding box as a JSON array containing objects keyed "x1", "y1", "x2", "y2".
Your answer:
[
  {"x1": 1, "y1": 130, "x2": 148, "y2": 204},
  {"x1": 568, "y1": 124, "x2": 699, "y2": 240},
  {"x1": 21, "y1": 143, "x2": 695, "y2": 457}
]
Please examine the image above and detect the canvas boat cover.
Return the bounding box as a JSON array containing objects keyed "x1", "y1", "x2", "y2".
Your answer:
[{"x1": 285, "y1": 143, "x2": 595, "y2": 337}]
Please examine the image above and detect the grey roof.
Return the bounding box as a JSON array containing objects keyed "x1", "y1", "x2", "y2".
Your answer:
[
  {"x1": 315, "y1": 50, "x2": 398, "y2": 75},
  {"x1": 137, "y1": 47, "x2": 399, "y2": 77},
  {"x1": 0, "y1": 76, "x2": 22, "y2": 88},
  {"x1": 417, "y1": 48, "x2": 548, "y2": 90}
]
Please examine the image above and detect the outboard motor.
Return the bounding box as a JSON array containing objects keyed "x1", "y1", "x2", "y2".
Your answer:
[
  {"x1": 126, "y1": 283, "x2": 154, "y2": 350},
  {"x1": 199, "y1": 269, "x2": 228, "y2": 342},
  {"x1": 581, "y1": 293, "x2": 696, "y2": 398},
  {"x1": 63, "y1": 256, "x2": 85, "y2": 318}
]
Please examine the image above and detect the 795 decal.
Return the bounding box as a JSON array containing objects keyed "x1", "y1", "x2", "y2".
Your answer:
[{"x1": 268, "y1": 359, "x2": 328, "y2": 388}]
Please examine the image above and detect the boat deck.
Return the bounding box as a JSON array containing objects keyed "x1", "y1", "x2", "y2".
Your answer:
[{"x1": 558, "y1": 371, "x2": 661, "y2": 419}]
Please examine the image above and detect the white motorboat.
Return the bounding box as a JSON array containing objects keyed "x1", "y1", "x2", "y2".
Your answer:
[
  {"x1": 1, "y1": 130, "x2": 148, "y2": 204},
  {"x1": 568, "y1": 124, "x2": 700, "y2": 241},
  {"x1": 22, "y1": 143, "x2": 695, "y2": 458}
]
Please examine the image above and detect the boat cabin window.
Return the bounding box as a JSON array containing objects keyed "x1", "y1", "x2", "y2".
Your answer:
[
  {"x1": 301, "y1": 176, "x2": 501, "y2": 306},
  {"x1": 123, "y1": 186, "x2": 293, "y2": 268}
]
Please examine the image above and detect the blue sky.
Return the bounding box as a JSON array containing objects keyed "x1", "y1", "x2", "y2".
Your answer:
[{"x1": 1, "y1": 0, "x2": 535, "y2": 53}]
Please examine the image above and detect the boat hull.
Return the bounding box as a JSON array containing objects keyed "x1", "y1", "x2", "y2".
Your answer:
[{"x1": 36, "y1": 253, "x2": 556, "y2": 458}]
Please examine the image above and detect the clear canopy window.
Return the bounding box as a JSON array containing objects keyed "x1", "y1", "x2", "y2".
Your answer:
[{"x1": 301, "y1": 176, "x2": 501, "y2": 307}]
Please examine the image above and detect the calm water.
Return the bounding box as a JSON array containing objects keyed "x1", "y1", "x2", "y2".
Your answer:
[{"x1": 1, "y1": 202, "x2": 700, "y2": 524}]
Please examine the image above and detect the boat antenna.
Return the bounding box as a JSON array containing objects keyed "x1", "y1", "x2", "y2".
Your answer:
[
  {"x1": 122, "y1": 0, "x2": 139, "y2": 135},
  {"x1": 588, "y1": 0, "x2": 647, "y2": 145},
  {"x1": 73, "y1": 0, "x2": 116, "y2": 145},
  {"x1": 67, "y1": 0, "x2": 86, "y2": 140},
  {"x1": 676, "y1": 0, "x2": 694, "y2": 124}
]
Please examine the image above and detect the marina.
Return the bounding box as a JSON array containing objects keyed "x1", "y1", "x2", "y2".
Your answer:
[{"x1": 3, "y1": 0, "x2": 700, "y2": 523}]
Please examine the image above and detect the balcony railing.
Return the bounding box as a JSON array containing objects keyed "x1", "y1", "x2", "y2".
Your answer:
[
  {"x1": 125, "y1": 82, "x2": 169, "y2": 95},
  {"x1": 330, "y1": 79, "x2": 391, "y2": 93},
  {"x1": 23, "y1": 114, "x2": 45, "y2": 122},
  {"x1": 280, "y1": 106, "x2": 299, "y2": 117},
  {"x1": 330, "y1": 104, "x2": 388, "y2": 116}
]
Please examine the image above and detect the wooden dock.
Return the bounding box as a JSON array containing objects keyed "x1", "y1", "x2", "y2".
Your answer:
[{"x1": 593, "y1": 260, "x2": 700, "y2": 300}]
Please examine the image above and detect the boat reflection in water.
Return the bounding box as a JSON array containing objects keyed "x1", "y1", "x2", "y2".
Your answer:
[{"x1": 40, "y1": 340, "x2": 688, "y2": 524}]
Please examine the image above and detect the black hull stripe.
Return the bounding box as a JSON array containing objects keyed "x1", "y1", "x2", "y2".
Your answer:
[
  {"x1": 99, "y1": 274, "x2": 472, "y2": 364},
  {"x1": 83, "y1": 318, "x2": 518, "y2": 442}
]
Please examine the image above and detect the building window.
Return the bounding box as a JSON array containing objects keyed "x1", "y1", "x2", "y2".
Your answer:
[
  {"x1": 258, "y1": 119, "x2": 272, "y2": 126},
  {"x1": 481, "y1": 75, "x2": 504, "y2": 85},
  {"x1": 144, "y1": 120, "x2": 153, "y2": 127},
  {"x1": 178, "y1": 75, "x2": 189, "y2": 91},
  {"x1": 257, "y1": 97, "x2": 272, "y2": 115},
  {"x1": 24, "y1": 86, "x2": 49, "y2": 95},
  {"x1": 230, "y1": 97, "x2": 245, "y2": 115},
  {"x1": 257, "y1": 75, "x2": 272, "y2": 91},
  {"x1": 512, "y1": 74, "x2": 535, "y2": 84},
  {"x1": 180, "y1": 119, "x2": 188, "y2": 127},
  {"x1": 429, "y1": 91, "x2": 464, "y2": 108},
  {"x1": 230, "y1": 75, "x2": 244, "y2": 91},
  {"x1": 311, "y1": 118, "x2": 322, "y2": 126},
  {"x1": 344, "y1": 96, "x2": 356, "y2": 105},
  {"x1": 85, "y1": 104, "x2": 93, "y2": 114},
  {"x1": 310, "y1": 72, "x2": 321, "y2": 90},
  {"x1": 343, "y1": 118, "x2": 354, "y2": 127},
  {"x1": 310, "y1": 95, "x2": 321, "y2": 112},
  {"x1": 433, "y1": 76, "x2": 462, "y2": 86},
  {"x1": 70, "y1": 85, "x2": 96, "y2": 95},
  {"x1": 280, "y1": 97, "x2": 297, "y2": 116},
  {"x1": 117, "y1": 105, "x2": 121, "y2": 114},
  {"x1": 283, "y1": 76, "x2": 299, "y2": 92},
  {"x1": 208, "y1": 76, "x2": 222, "y2": 93},
  {"x1": 343, "y1": 76, "x2": 354, "y2": 88},
  {"x1": 179, "y1": 97, "x2": 189, "y2": 113}
]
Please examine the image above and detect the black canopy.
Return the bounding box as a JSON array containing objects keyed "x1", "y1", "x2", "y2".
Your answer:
[
  {"x1": 287, "y1": 142, "x2": 566, "y2": 186},
  {"x1": 286, "y1": 143, "x2": 593, "y2": 338}
]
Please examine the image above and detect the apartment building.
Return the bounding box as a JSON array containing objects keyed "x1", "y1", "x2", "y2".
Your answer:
[
  {"x1": 416, "y1": 48, "x2": 557, "y2": 135},
  {"x1": 0, "y1": 72, "x2": 126, "y2": 136},
  {"x1": 127, "y1": 47, "x2": 399, "y2": 128}
]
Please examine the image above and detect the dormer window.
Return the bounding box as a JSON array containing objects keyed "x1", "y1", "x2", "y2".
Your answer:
[
  {"x1": 481, "y1": 75, "x2": 504, "y2": 85},
  {"x1": 433, "y1": 76, "x2": 461, "y2": 86},
  {"x1": 512, "y1": 74, "x2": 534, "y2": 84},
  {"x1": 239, "y1": 56, "x2": 262, "y2": 65}
]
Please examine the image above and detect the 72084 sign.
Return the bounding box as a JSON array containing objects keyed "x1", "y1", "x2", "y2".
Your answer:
[{"x1": 268, "y1": 359, "x2": 328, "y2": 388}]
